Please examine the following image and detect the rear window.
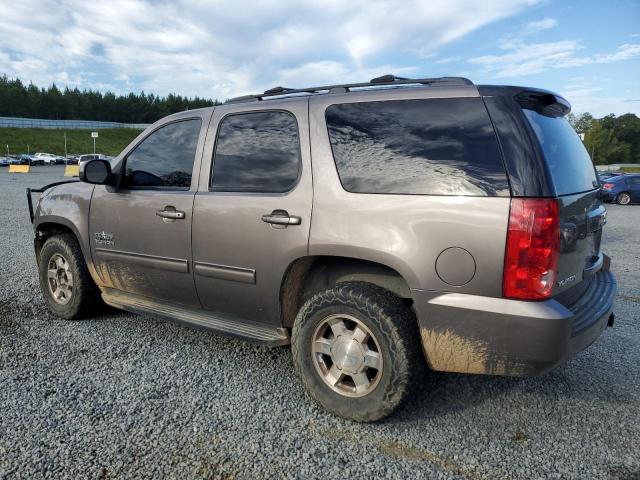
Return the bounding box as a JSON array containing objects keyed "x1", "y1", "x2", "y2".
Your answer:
[
  {"x1": 523, "y1": 109, "x2": 598, "y2": 195},
  {"x1": 325, "y1": 98, "x2": 509, "y2": 196}
]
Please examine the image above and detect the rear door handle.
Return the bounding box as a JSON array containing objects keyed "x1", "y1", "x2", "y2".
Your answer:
[
  {"x1": 156, "y1": 207, "x2": 185, "y2": 220},
  {"x1": 261, "y1": 209, "x2": 301, "y2": 226}
]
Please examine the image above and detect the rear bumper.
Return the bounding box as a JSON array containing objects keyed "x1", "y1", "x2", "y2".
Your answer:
[{"x1": 412, "y1": 259, "x2": 616, "y2": 377}]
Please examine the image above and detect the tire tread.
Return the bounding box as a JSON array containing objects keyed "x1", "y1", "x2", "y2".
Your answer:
[
  {"x1": 38, "y1": 233, "x2": 102, "y2": 319},
  {"x1": 291, "y1": 282, "x2": 422, "y2": 422}
]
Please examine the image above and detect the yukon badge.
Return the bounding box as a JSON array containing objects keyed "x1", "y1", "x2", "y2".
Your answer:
[
  {"x1": 94, "y1": 231, "x2": 115, "y2": 246},
  {"x1": 557, "y1": 274, "x2": 577, "y2": 287}
]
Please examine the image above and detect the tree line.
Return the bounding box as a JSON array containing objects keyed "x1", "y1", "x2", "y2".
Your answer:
[
  {"x1": 568, "y1": 112, "x2": 640, "y2": 165},
  {"x1": 1, "y1": 74, "x2": 639, "y2": 164},
  {"x1": 0, "y1": 75, "x2": 217, "y2": 124}
]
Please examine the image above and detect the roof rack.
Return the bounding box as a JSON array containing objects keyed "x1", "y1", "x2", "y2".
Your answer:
[{"x1": 225, "y1": 74, "x2": 474, "y2": 104}]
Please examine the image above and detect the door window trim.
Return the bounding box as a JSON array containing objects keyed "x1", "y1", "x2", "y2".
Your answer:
[
  {"x1": 118, "y1": 117, "x2": 204, "y2": 192},
  {"x1": 208, "y1": 109, "x2": 303, "y2": 196}
]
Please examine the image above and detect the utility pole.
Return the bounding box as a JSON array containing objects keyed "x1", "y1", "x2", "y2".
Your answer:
[
  {"x1": 64, "y1": 132, "x2": 67, "y2": 157},
  {"x1": 27, "y1": 144, "x2": 30, "y2": 154},
  {"x1": 6, "y1": 144, "x2": 8, "y2": 156}
]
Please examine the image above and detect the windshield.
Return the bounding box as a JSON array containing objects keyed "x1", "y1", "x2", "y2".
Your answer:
[{"x1": 523, "y1": 109, "x2": 598, "y2": 195}]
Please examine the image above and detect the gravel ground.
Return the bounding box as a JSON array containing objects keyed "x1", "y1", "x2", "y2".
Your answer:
[{"x1": 1, "y1": 166, "x2": 639, "y2": 480}]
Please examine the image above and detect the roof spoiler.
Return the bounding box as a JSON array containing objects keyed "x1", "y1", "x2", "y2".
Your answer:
[{"x1": 514, "y1": 89, "x2": 571, "y2": 118}]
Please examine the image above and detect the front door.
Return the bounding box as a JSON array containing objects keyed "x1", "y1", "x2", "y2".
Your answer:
[
  {"x1": 90, "y1": 115, "x2": 209, "y2": 307},
  {"x1": 192, "y1": 100, "x2": 313, "y2": 325}
]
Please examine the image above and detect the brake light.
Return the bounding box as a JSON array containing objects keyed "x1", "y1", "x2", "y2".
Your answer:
[
  {"x1": 503, "y1": 198, "x2": 560, "y2": 300},
  {"x1": 602, "y1": 183, "x2": 615, "y2": 190}
]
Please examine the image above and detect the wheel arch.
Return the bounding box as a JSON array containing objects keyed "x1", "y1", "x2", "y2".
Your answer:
[
  {"x1": 617, "y1": 191, "x2": 632, "y2": 204},
  {"x1": 34, "y1": 218, "x2": 101, "y2": 287},
  {"x1": 279, "y1": 255, "x2": 413, "y2": 328}
]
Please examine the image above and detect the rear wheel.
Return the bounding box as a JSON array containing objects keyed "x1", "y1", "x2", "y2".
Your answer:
[
  {"x1": 38, "y1": 234, "x2": 102, "y2": 319},
  {"x1": 291, "y1": 282, "x2": 422, "y2": 422},
  {"x1": 616, "y1": 192, "x2": 632, "y2": 205}
]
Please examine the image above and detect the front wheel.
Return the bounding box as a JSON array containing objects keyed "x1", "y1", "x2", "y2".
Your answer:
[
  {"x1": 38, "y1": 234, "x2": 102, "y2": 319},
  {"x1": 291, "y1": 282, "x2": 422, "y2": 422},
  {"x1": 616, "y1": 192, "x2": 632, "y2": 205}
]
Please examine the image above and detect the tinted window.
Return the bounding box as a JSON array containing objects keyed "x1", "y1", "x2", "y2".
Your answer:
[
  {"x1": 325, "y1": 98, "x2": 509, "y2": 196},
  {"x1": 211, "y1": 111, "x2": 300, "y2": 192},
  {"x1": 123, "y1": 119, "x2": 202, "y2": 189},
  {"x1": 523, "y1": 109, "x2": 597, "y2": 195},
  {"x1": 626, "y1": 176, "x2": 640, "y2": 185}
]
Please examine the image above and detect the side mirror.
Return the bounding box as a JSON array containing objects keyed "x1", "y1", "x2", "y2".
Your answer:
[{"x1": 79, "y1": 159, "x2": 112, "y2": 185}]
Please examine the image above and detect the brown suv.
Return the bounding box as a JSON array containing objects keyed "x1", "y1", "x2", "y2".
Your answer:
[{"x1": 29, "y1": 75, "x2": 616, "y2": 421}]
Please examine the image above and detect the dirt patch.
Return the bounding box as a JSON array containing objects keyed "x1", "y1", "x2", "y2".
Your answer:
[
  {"x1": 511, "y1": 430, "x2": 527, "y2": 443},
  {"x1": 314, "y1": 422, "x2": 489, "y2": 480},
  {"x1": 420, "y1": 328, "x2": 528, "y2": 376},
  {"x1": 378, "y1": 440, "x2": 487, "y2": 480},
  {"x1": 618, "y1": 294, "x2": 640, "y2": 304}
]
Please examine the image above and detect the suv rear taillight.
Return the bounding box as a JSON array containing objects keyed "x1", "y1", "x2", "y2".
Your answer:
[
  {"x1": 503, "y1": 198, "x2": 560, "y2": 300},
  {"x1": 602, "y1": 183, "x2": 615, "y2": 190}
]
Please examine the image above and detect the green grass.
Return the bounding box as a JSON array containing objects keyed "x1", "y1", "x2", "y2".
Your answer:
[{"x1": 0, "y1": 127, "x2": 143, "y2": 157}]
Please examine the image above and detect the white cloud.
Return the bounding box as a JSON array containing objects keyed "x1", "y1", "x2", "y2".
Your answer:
[
  {"x1": 435, "y1": 56, "x2": 462, "y2": 64},
  {"x1": 565, "y1": 89, "x2": 640, "y2": 117},
  {"x1": 0, "y1": 0, "x2": 539, "y2": 99},
  {"x1": 524, "y1": 17, "x2": 557, "y2": 33},
  {"x1": 469, "y1": 41, "x2": 640, "y2": 77}
]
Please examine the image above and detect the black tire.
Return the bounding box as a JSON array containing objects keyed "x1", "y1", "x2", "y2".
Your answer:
[
  {"x1": 291, "y1": 282, "x2": 422, "y2": 422},
  {"x1": 38, "y1": 234, "x2": 102, "y2": 319},
  {"x1": 616, "y1": 192, "x2": 632, "y2": 205}
]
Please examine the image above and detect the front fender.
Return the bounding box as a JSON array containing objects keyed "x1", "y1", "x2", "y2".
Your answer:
[{"x1": 34, "y1": 182, "x2": 100, "y2": 284}]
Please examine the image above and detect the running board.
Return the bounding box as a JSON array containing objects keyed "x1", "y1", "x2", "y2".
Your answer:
[{"x1": 101, "y1": 288, "x2": 290, "y2": 347}]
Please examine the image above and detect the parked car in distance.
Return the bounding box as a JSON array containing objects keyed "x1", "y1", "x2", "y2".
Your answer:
[
  {"x1": 18, "y1": 154, "x2": 42, "y2": 165},
  {"x1": 601, "y1": 174, "x2": 640, "y2": 204},
  {"x1": 33, "y1": 152, "x2": 65, "y2": 165},
  {"x1": 66, "y1": 155, "x2": 79, "y2": 165},
  {"x1": 0, "y1": 156, "x2": 11, "y2": 166},
  {"x1": 598, "y1": 171, "x2": 623, "y2": 182},
  {"x1": 28, "y1": 75, "x2": 616, "y2": 422},
  {"x1": 78, "y1": 154, "x2": 109, "y2": 166}
]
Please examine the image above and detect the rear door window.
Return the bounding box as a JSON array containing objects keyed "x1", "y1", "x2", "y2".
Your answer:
[
  {"x1": 211, "y1": 111, "x2": 301, "y2": 193},
  {"x1": 627, "y1": 176, "x2": 640, "y2": 186},
  {"x1": 325, "y1": 98, "x2": 509, "y2": 196},
  {"x1": 522, "y1": 109, "x2": 598, "y2": 195}
]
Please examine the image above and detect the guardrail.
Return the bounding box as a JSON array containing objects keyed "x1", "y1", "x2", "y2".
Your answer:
[{"x1": 0, "y1": 116, "x2": 150, "y2": 130}]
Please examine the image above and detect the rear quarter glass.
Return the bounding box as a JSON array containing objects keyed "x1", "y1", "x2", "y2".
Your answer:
[
  {"x1": 522, "y1": 109, "x2": 598, "y2": 196},
  {"x1": 325, "y1": 97, "x2": 510, "y2": 197}
]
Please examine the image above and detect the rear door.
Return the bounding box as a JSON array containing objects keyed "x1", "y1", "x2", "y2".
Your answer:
[
  {"x1": 626, "y1": 176, "x2": 640, "y2": 202},
  {"x1": 192, "y1": 99, "x2": 312, "y2": 325},
  {"x1": 522, "y1": 109, "x2": 605, "y2": 294}
]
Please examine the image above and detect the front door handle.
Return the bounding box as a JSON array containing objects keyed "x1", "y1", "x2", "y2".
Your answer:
[
  {"x1": 156, "y1": 207, "x2": 185, "y2": 220},
  {"x1": 261, "y1": 209, "x2": 301, "y2": 226}
]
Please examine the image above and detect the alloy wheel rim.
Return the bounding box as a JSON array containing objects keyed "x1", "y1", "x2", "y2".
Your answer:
[
  {"x1": 47, "y1": 253, "x2": 73, "y2": 305},
  {"x1": 619, "y1": 193, "x2": 631, "y2": 205},
  {"x1": 311, "y1": 314, "x2": 383, "y2": 398}
]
